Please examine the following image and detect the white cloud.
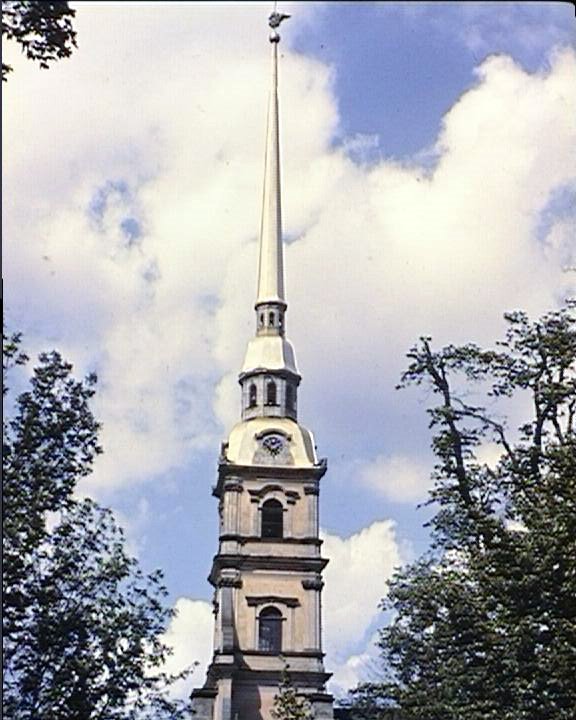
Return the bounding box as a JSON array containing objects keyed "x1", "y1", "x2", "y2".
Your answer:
[
  {"x1": 378, "y1": 2, "x2": 575, "y2": 61},
  {"x1": 3, "y1": 3, "x2": 575, "y2": 501},
  {"x1": 359, "y1": 455, "x2": 431, "y2": 503},
  {"x1": 161, "y1": 597, "x2": 213, "y2": 700},
  {"x1": 111, "y1": 496, "x2": 151, "y2": 558},
  {"x1": 474, "y1": 442, "x2": 504, "y2": 470},
  {"x1": 329, "y1": 633, "x2": 382, "y2": 698},
  {"x1": 321, "y1": 522, "x2": 402, "y2": 673}
]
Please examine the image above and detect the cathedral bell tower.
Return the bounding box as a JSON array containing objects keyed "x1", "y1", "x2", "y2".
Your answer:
[{"x1": 191, "y1": 13, "x2": 334, "y2": 720}]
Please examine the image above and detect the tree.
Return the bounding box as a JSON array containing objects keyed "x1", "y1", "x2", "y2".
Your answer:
[
  {"x1": 348, "y1": 303, "x2": 576, "y2": 720},
  {"x1": 2, "y1": 1, "x2": 77, "y2": 81},
  {"x1": 271, "y1": 664, "x2": 314, "y2": 720},
  {"x1": 3, "y1": 334, "x2": 192, "y2": 719}
]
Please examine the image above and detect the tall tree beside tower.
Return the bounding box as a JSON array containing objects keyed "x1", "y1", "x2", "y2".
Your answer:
[
  {"x1": 2, "y1": 335, "x2": 193, "y2": 719},
  {"x1": 348, "y1": 302, "x2": 576, "y2": 720}
]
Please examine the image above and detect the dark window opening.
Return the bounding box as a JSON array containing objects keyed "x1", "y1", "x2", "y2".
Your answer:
[
  {"x1": 258, "y1": 606, "x2": 282, "y2": 653},
  {"x1": 261, "y1": 499, "x2": 283, "y2": 538},
  {"x1": 248, "y1": 384, "x2": 257, "y2": 408},
  {"x1": 286, "y1": 385, "x2": 294, "y2": 412},
  {"x1": 266, "y1": 381, "x2": 277, "y2": 406},
  {"x1": 269, "y1": 312, "x2": 275, "y2": 326},
  {"x1": 259, "y1": 313, "x2": 264, "y2": 327}
]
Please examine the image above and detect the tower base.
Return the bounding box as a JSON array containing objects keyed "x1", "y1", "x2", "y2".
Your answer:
[{"x1": 191, "y1": 658, "x2": 334, "y2": 720}]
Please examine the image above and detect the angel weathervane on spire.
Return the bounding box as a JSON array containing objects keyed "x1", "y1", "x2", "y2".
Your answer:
[{"x1": 268, "y1": 10, "x2": 290, "y2": 43}]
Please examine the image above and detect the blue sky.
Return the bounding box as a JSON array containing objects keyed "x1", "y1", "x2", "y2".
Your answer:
[{"x1": 3, "y1": 0, "x2": 575, "y2": 698}]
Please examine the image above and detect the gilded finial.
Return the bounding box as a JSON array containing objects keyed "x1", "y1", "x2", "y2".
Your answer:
[{"x1": 268, "y1": 10, "x2": 290, "y2": 43}]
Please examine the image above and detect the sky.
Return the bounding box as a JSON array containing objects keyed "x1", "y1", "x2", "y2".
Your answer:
[{"x1": 3, "y1": 0, "x2": 576, "y2": 700}]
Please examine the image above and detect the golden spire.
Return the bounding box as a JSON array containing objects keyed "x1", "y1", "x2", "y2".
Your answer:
[{"x1": 255, "y1": 10, "x2": 290, "y2": 306}]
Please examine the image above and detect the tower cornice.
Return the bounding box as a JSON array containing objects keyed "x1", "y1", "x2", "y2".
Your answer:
[{"x1": 213, "y1": 459, "x2": 327, "y2": 498}]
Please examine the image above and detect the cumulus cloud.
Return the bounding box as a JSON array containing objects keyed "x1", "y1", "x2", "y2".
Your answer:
[
  {"x1": 378, "y1": 2, "x2": 575, "y2": 64},
  {"x1": 3, "y1": 3, "x2": 333, "y2": 492},
  {"x1": 4, "y1": 4, "x2": 575, "y2": 503},
  {"x1": 321, "y1": 522, "x2": 402, "y2": 685},
  {"x1": 358, "y1": 455, "x2": 431, "y2": 503},
  {"x1": 329, "y1": 633, "x2": 382, "y2": 697},
  {"x1": 161, "y1": 597, "x2": 213, "y2": 700}
]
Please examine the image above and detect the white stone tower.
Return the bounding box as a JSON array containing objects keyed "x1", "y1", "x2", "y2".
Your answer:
[{"x1": 191, "y1": 13, "x2": 334, "y2": 720}]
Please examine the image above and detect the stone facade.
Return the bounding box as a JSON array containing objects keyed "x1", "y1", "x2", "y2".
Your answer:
[{"x1": 191, "y1": 452, "x2": 333, "y2": 720}]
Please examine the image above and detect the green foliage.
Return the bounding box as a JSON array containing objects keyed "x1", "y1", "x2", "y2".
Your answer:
[
  {"x1": 349, "y1": 303, "x2": 576, "y2": 720},
  {"x1": 2, "y1": 334, "x2": 192, "y2": 719},
  {"x1": 2, "y1": 1, "x2": 77, "y2": 81},
  {"x1": 271, "y1": 665, "x2": 314, "y2": 720}
]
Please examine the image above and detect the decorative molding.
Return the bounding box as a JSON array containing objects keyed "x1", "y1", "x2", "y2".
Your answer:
[
  {"x1": 304, "y1": 485, "x2": 319, "y2": 495},
  {"x1": 213, "y1": 463, "x2": 327, "y2": 496},
  {"x1": 204, "y1": 658, "x2": 331, "y2": 686},
  {"x1": 223, "y1": 481, "x2": 243, "y2": 493},
  {"x1": 239, "y1": 367, "x2": 301, "y2": 384},
  {"x1": 254, "y1": 429, "x2": 292, "y2": 441},
  {"x1": 218, "y1": 534, "x2": 321, "y2": 546},
  {"x1": 248, "y1": 484, "x2": 283, "y2": 498},
  {"x1": 240, "y1": 649, "x2": 326, "y2": 660},
  {"x1": 247, "y1": 485, "x2": 301, "y2": 502},
  {"x1": 218, "y1": 459, "x2": 327, "y2": 482},
  {"x1": 302, "y1": 577, "x2": 324, "y2": 591},
  {"x1": 245, "y1": 595, "x2": 300, "y2": 608},
  {"x1": 209, "y1": 554, "x2": 328, "y2": 585},
  {"x1": 218, "y1": 577, "x2": 243, "y2": 588},
  {"x1": 217, "y1": 569, "x2": 243, "y2": 588},
  {"x1": 286, "y1": 490, "x2": 300, "y2": 505}
]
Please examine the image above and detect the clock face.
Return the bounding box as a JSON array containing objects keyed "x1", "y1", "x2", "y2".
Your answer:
[{"x1": 262, "y1": 434, "x2": 285, "y2": 456}]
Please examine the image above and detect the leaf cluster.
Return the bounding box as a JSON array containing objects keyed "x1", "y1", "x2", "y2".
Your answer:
[
  {"x1": 271, "y1": 665, "x2": 314, "y2": 720},
  {"x1": 2, "y1": 1, "x2": 77, "y2": 80}
]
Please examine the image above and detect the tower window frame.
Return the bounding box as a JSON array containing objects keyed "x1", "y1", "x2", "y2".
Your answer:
[
  {"x1": 258, "y1": 606, "x2": 283, "y2": 653},
  {"x1": 261, "y1": 498, "x2": 283, "y2": 538},
  {"x1": 265, "y1": 380, "x2": 278, "y2": 406},
  {"x1": 248, "y1": 383, "x2": 257, "y2": 408}
]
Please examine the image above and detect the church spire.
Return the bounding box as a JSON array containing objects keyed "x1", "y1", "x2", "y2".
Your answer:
[
  {"x1": 256, "y1": 22, "x2": 286, "y2": 306},
  {"x1": 239, "y1": 10, "x2": 300, "y2": 422}
]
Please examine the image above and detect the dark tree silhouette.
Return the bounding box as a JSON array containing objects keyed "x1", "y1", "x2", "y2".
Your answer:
[
  {"x1": 2, "y1": 1, "x2": 77, "y2": 81},
  {"x1": 3, "y1": 334, "x2": 193, "y2": 719},
  {"x1": 347, "y1": 303, "x2": 576, "y2": 720}
]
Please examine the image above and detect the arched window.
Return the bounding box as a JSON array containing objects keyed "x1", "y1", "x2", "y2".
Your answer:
[
  {"x1": 261, "y1": 499, "x2": 283, "y2": 538},
  {"x1": 286, "y1": 385, "x2": 294, "y2": 412},
  {"x1": 248, "y1": 383, "x2": 257, "y2": 408},
  {"x1": 258, "y1": 606, "x2": 282, "y2": 653},
  {"x1": 266, "y1": 381, "x2": 277, "y2": 406},
  {"x1": 269, "y1": 312, "x2": 275, "y2": 326},
  {"x1": 259, "y1": 313, "x2": 265, "y2": 328}
]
